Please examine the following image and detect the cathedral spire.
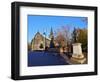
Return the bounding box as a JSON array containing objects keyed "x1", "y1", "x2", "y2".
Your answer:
[
  {"x1": 49, "y1": 27, "x2": 55, "y2": 48},
  {"x1": 49, "y1": 27, "x2": 54, "y2": 39}
]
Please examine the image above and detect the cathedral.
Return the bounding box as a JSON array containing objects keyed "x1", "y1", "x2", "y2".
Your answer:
[{"x1": 31, "y1": 28, "x2": 54, "y2": 50}]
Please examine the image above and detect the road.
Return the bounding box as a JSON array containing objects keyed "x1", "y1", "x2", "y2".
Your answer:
[{"x1": 28, "y1": 51, "x2": 69, "y2": 67}]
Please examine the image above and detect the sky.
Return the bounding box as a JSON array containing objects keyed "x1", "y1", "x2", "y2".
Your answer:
[{"x1": 28, "y1": 15, "x2": 88, "y2": 43}]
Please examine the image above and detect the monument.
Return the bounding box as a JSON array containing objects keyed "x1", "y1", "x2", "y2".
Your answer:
[
  {"x1": 72, "y1": 43, "x2": 84, "y2": 59},
  {"x1": 70, "y1": 28, "x2": 86, "y2": 64}
]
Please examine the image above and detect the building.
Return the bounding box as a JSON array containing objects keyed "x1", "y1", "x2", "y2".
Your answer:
[
  {"x1": 30, "y1": 28, "x2": 69, "y2": 52},
  {"x1": 31, "y1": 32, "x2": 50, "y2": 50}
]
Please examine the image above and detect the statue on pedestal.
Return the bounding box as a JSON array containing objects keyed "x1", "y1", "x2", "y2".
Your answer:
[{"x1": 70, "y1": 28, "x2": 86, "y2": 64}]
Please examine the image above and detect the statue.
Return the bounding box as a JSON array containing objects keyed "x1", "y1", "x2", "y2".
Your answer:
[
  {"x1": 73, "y1": 28, "x2": 79, "y2": 43},
  {"x1": 70, "y1": 28, "x2": 86, "y2": 64}
]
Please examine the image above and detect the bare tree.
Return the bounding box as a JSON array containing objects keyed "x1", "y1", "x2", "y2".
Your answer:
[
  {"x1": 61, "y1": 25, "x2": 71, "y2": 44},
  {"x1": 54, "y1": 25, "x2": 72, "y2": 47}
]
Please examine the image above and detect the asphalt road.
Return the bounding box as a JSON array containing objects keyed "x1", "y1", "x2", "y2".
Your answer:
[{"x1": 28, "y1": 51, "x2": 68, "y2": 67}]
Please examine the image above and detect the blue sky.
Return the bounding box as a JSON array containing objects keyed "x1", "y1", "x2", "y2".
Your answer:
[{"x1": 28, "y1": 15, "x2": 87, "y2": 43}]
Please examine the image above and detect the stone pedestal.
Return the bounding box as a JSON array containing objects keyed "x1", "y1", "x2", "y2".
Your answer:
[
  {"x1": 72, "y1": 43, "x2": 84, "y2": 58},
  {"x1": 70, "y1": 43, "x2": 86, "y2": 64}
]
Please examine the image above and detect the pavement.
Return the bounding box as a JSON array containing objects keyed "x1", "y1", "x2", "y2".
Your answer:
[{"x1": 28, "y1": 51, "x2": 69, "y2": 66}]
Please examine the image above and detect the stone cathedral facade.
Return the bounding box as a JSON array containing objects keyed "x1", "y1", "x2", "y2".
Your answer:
[
  {"x1": 31, "y1": 32, "x2": 50, "y2": 50},
  {"x1": 31, "y1": 28, "x2": 54, "y2": 50}
]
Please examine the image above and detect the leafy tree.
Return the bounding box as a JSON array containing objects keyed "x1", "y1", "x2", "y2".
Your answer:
[
  {"x1": 77, "y1": 28, "x2": 87, "y2": 52},
  {"x1": 28, "y1": 43, "x2": 31, "y2": 51},
  {"x1": 39, "y1": 43, "x2": 43, "y2": 49},
  {"x1": 50, "y1": 37, "x2": 55, "y2": 48}
]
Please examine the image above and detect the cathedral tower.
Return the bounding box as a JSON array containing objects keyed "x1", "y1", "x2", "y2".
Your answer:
[
  {"x1": 49, "y1": 27, "x2": 54, "y2": 39},
  {"x1": 49, "y1": 27, "x2": 55, "y2": 48}
]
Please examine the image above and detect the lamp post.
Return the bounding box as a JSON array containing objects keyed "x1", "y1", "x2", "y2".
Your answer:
[{"x1": 43, "y1": 32, "x2": 46, "y2": 50}]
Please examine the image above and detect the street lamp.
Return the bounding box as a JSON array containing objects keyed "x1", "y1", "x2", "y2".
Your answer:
[{"x1": 43, "y1": 32, "x2": 46, "y2": 50}]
